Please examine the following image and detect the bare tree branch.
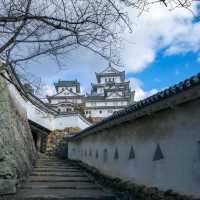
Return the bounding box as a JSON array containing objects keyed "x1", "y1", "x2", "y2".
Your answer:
[{"x1": 0, "y1": 0, "x2": 194, "y2": 90}]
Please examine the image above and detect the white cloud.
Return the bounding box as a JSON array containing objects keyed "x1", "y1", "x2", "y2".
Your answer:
[
  {"x1": 37, "y1": 83, "x2": 56, "y2": 99},
  {"x1": 130, "y1": 78, "x2": 158, "y2": 101},
  {"x1": 28, "y1": 2, "x2": 200, "y2": 95},
  {"x1": 121, "y1": 3, "x2": 200, "y2": 72},
  {"x1": 43, "y1": 84, "x2": 56, "y2": 96}
]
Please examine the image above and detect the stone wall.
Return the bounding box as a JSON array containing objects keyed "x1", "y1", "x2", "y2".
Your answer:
[
  {"x1": 0, "y1": 76, "x2": 37, "y2": 195},
  {"x1": 47, "y1": 127, "x2": 80, "y2": 158},
  {"x1": 68, "y1": 79, "x2": 200, "y2": 198}
]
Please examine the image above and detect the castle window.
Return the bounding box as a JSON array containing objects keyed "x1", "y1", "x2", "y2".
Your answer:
[
  {"x1": 105, "y1": 78, "x2": 107, "y2": 82},
  {"x1": 99, "y1": 110, "x2": 102, "y2": 114}
]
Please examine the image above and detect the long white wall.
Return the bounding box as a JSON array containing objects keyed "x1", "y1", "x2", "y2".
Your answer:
[
  {"x1": 68, "y1": 85, "x2": 200, "y2": 197},
  {"x1": 52, "y1": 114, "x2": 91, "y2": 130},
  {"x1": 7, "y1": 78, "x2": 91, "y2": 131}
]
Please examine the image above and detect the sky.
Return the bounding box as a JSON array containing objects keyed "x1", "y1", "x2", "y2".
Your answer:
[{"x1": 24, "y1": 2, "x2": 200, "y2": 101}]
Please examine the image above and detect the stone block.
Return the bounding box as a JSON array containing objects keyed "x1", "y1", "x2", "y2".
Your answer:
[{"x1": 0, "y1": 179, "x2": 17, "y2": 195}]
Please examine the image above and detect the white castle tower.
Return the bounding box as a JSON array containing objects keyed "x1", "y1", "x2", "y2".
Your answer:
[{"x1": 85, "y1": 64, "x2": 135, "y2": 121}]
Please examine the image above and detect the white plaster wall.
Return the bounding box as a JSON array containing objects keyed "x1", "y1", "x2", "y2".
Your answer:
[
  {"x1": 52, "y1": 114, "x2": 91, "y2": 130},
  {"x1": 85, "y1": 108, "x2": 121, "y2": 118},
  {"x1": 100, "y1": 76, "x2": 121, "y2": 84},
  {"x1": 51, "y1": 99, "x2": 62, "y2": 104},
  {"x1": 97, "y1": 87, "x2": 104, "y2": 94},
  {"x1": 115, "y1": 76, "x2": 121, "y2": 83},
  {"x1": 7, "y1": 81, "x2": 27, "y2": 115},
  {"x1": 26, "y1": 101, "x2": 55, "y2": 130},
  {"x1": 74, "y1": 99, "x2": 83, "y2": 104},
  {"x1": 58, "y1": 86, "x2": 77, "y2": 93},
  {"x1": 26, "y1": 105, "x2": 91, "y2": 130},
  {"x1": 51, "y1": 98, "x2": 83, "y2": 105},
  {"x1": 86, "y1": 101, "x2": 128, "y2": 107},
  {"x1": 7, "y1": 79, "x2": 91, "y2": 130},
  {"x1": 67, "y1": 86, "x2": 77, "y2": 93},
  {"x1": 100, "y1": 77, "x2": 106, "y2": 84},
  {"x1": 26, "y1": 103, "x2": 91, "y2": 130},
  {"x1": 58, "y1": 87, "x2": 65, "y2": 93},
  {"x1": 69, "y1": 99, "x2": 200, "y2": 197}
]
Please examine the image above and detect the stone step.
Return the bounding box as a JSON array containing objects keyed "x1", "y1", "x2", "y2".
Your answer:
[
  {"x1": 35, "y1": 162, "x2": 69, "y2": 164},
  {"x1": 21, "y1": 182, "x2": 103, "y2": 190},
  {"x1": 34, "y1": 166, "x2": 82, "y2": 171},
  {"x1": 31, "y1": 173, "x2": 88, "y2": 177},
  {"x1": 12, "y1": 156, "x2": 116, "y2": 199},
  {"x1": 35, "y1": 163, "x2": 73, "y2": 166},
  {"x1": 35, "y1": 165, "x2": 74, "y2": 168},
  {"x1": 29, "y1": 179, "x2": 95, "y2": 183},
  {"x1": 29, "y1": 176, "x2": 94, "y2": 182},
  {"x1": 37, "y1": 160, "x2": 69, "y2": 164},
  {"x1": 32, "y1": 171, "x2": 87, "y2": 175},
  {"x1": 34, "y1": 165, "x2": 79, "y2": 168},
  {"x1": 34, "y1": 166, "x2": 81, "y2": 169},
  {"x1": 33, "y1": 169, "x2": 82, "y2": 173},
  {"x1": 14, "y1": 188, "x2": 116, "y2": 199}
]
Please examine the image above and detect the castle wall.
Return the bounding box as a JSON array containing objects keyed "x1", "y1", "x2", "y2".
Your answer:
[
  {"x1": 68, "y1": 80, "x2": 200, "y2": 197},
  {"x1": 0, "y1": 75, "x2": 37, "y2": 195}
]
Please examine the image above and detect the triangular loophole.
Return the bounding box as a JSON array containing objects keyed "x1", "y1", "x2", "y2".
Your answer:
[
  {"x1": 103, "y1": 149, "x2": 108, "y2": 162},
  {"x1": 153, "y1": 144, "x2": 164, "y2": 161},
  {"x1": 129, "y1": 146, "x2": 135, "y2": 159},
  {"x1": 89, "y1": 149, "x2": 92, "y2": 157},
  {"x1": 96, "y1": 150, "x2": 99, "y2": 159},
  {"x1": 114, "y1": 148, "x2": 119, "y2": 160}
]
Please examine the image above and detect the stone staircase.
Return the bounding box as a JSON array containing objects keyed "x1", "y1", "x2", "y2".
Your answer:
[{"x1": 12, "y1": 156, "x2": 116, "y2": 200}]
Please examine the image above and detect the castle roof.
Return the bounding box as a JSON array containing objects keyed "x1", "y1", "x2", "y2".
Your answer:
[
  {"x1": 54, "y1": 80, "x2": 80, "y2": 92},
  {"x1": 95, "y1": 65, "x2": 125, "y2": 81}
]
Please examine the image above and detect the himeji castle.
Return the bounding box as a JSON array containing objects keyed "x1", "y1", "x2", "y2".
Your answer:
[
  {"x1": 46, "y1": 65, "x2": 135, "y2": 122},
  {"x1": 85, "y1": 65, "x2": 135, "y2": 121}
]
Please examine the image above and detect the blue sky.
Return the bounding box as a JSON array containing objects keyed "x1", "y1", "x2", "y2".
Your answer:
[
  {"x1": 129, "y1": 51, "x2": 200, "y2": 91},
  {"x1": 24, "y1": 3, "x2": 200, "y2": 101}
]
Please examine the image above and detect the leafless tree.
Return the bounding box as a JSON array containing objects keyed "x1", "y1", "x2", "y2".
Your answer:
[{"x1": 0, "y1": 0, "x2": 193, "y2": 68}]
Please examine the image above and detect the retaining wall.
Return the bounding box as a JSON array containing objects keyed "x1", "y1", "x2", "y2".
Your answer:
[{"x1": 0, "y1": 76, "x2": 37, "y2": 195}]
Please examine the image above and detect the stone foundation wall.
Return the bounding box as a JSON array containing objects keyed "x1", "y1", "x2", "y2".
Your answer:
[
  {"x1": 47, "y1": 128, "x2": 80, "y2": 158},
  {"x1": 0, "y1": 76, "x2": 37, "y2": 195}
]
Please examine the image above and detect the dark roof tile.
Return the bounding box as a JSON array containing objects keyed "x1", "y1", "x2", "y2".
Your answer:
[{"x1": 71, "y1": 72, "x2": 200, "y2": 140}]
